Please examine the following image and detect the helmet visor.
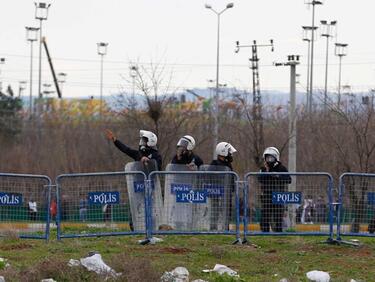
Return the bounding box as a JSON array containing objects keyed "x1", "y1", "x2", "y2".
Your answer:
[
  {"x1": 177, "y1": 139, "x2": 189, "y2": 149},
  {"x1": 139, "y1": 137, "x2": 148, "y2": 146}
]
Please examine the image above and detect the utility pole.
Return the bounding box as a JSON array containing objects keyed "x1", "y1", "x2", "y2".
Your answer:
[
  {"x1": 275, "y1": 55, "x2": 300, "y2": 227},
  {"x1": 235, "y1": 39, "x2": 274, "y2": 166}
]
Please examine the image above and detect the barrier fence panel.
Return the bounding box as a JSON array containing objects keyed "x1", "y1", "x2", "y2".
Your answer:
[
  {"x1": 56, "y1": 171, "x2": 147, "y2": 239},
  {"x1": 148, "y1": 170, "x2": 241, "y2": 242},
  {"x1": 244, "y1": 172, "x2": 334, "y2": 241},
  {"x1": 338, "y1": 173, "x2": 375, "y2": 239},
  {"x1": 0, "y1": 173, "x2": 52, "y2": 240}
]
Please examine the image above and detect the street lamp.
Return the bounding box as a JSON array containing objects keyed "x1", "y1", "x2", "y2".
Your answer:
[
  {"x1": 302, "y1": 26, "x2": 317, "y2": 108},
  {"x1": 57, "y1": 72, "x2": 67, "y2": 95},
  {"x1": 26, "y1": 26, "x2": 39, "y2": 115},
  {"x1": 18, "y1": 81, "x2": 27, "y2": 98},
  {"x1": 34, "y1": 2, "x2": 51, "y2": 99},
  {"x1": 320, "y1": 20, "x2": 337, "y2": 109},
  {"x1": 305, "y1": 0, "x2": 323, "y2": 113},
  {"x1": 0, "y1": 57, "x2": 5, "y2": 93},
  {"x1": 97, "y1": 42, "x2": 108, "y2": 117},
  {"x1": 205, "y1": 2, "x2": 234, "y2": 158},
  {"x1": 335, "y1": 42, "x2": 348, "y2": 108},
  {"x1": 129, "y1": 65, "x2": 138, "y2": 107}
]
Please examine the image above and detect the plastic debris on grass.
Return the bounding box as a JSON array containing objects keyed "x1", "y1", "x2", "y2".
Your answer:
[
  {"x1": 138, "y1": 237, "x2": 164, "y2": 244},
  {"x1": 67, "y1": 254, "x2": 121, "y2": 278},
  {"x1": 161, "y1": 267, "x2": 189, "y2": 282},
  {"x1": 41, "y1": 279, "x2": 57, "y2": 282},
  {"x1": 202, "y1": 264, "x2": 239, "y2": 277},
  {"x1": 306, "y1": 270, "x2": 330, "y2": 282}
]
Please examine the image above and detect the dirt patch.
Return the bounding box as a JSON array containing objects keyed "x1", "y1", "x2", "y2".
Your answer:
[
  {"x1": 0, "y1": 242, "x2": 33, "y2": 251},
  {"x1": 158, "y1": 247, "x2": 191, "y2": 254}
]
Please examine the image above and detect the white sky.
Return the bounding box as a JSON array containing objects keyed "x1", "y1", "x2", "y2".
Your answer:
[{"x1": 0, "y1": 0, "x2": 375, "y2": 98}]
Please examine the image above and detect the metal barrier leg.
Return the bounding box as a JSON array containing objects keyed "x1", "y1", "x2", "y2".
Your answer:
[
  {"x1": 139, "y1": 179, "x2": 153, "y2": 245},
  {"x1": 232, "y1": 181, "x2": 243, "y2": 245}
]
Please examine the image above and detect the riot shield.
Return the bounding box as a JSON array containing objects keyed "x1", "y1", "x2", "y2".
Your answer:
[
  {"x1": 199, "y1": 165, "x2": 233, "y2": 231},
  {"x1": 125, "y1": 161, "x2": 163, "y2": 231},
  {"x1": 163, "y1": 164, "x2": 203, "y2": 230}
]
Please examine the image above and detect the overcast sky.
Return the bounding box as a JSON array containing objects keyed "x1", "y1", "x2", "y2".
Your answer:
[{"x1": 1, "y1": 0, "x2": 374, "y2": 99}]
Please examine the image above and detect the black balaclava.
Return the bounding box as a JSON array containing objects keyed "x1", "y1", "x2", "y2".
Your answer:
[{"x1": 265, "y1": 154, "x2": 277, "y2": 167}]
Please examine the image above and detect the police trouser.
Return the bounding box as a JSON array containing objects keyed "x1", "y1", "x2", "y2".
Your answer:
[{"x1": 260, "y1": 196, "x2": 283, "y2": 232}]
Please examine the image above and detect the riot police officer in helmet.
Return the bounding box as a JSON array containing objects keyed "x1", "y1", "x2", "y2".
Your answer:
[
  {"x1": 105, "y1": 129, "x2": 162, "y2": 170},
  {"x1": 171, "y1": 135, "x2": 203, "y2": 170},
  {"x1": 258, "y1": 147, "x2": 291, "y2": 232}
]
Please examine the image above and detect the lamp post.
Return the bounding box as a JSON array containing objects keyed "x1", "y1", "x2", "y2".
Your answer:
[
  {"x1": 129, "y1": 65, "x2": 138, "y2": 108},
  {"x1": 321, "y1": 20, "x2": 337, "y2": 109},
  {"x1": 205, "y1": 2, "x2": 234, "y2": 158},
  {"x1": 305, "y1": 0, "x2": 323, "y2": 113},
  {"x1": 0, "y1": 57, "x2": 5, "y2": 93},
  {"x1": 34, "y1": 2, "x2": 51, "y2": 99},
  {"x1": 26, "y1": 26, "x2": 39, "y2": 115},
  {"x1": 18, "y1": 81, "x2": 27, "y2": 98},
  {"x1": 302, "y1": 26, "x2": 317, "y2": 108},
  {"x1": 57, "y1": 72, "x2": 67, "y2": 96},
  {"x1": 97, "y1": 42, "x2": 108, "y2": 117},
  {"x1": 335, "y1": 43, "x2": 348, "y2": 109}
]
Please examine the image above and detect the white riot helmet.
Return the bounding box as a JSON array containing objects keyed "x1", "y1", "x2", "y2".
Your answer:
[
  {"x1": 263, "y1": 146, "x2": 280, "y2": 162},
  {"x1": 215, "y1": 142, "x2": 237, "y2": 157},
  {"x1": 139, "y1": 130, "x2": 158, "y2": 147},
  {"x1": 177, "y1": 135, "x2": 195, "y2": 151}
]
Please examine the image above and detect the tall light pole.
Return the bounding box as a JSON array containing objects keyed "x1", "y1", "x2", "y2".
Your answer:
[
  {"x1": 57, "y1": 72, "x2": 67, "y2": 96},
  {"x1": 129, "y1": 65, "x2": 138, "y2": 109},
  {"x1": 335, "y1": 43, "x2": 348, "y2": 109},
  {"x1": 97, "y1": 42, "x2": 108, "y2": 118},
  {"x1": 26, "y1": 26, "x2": 39, "y2": 116},
  {"x1": 0, "y1": 57, "x2": 5, "y2": 93},
  {"x1": 34, "y1": 2, "x2": 51, "y2": 99},
  {"x1": 205, "y1": 2, "x2": 234, "y2": 158},
  {"x1": 321, "y1": 20, "x2": 337, "y2": 109},
  {"x1": 18, "y1": 81, "x2": 27, "y2": 98},
  {"x1": 302, "y1": 26, "x2": 317, "y2": 107},
  {"x1": 305, "y1": 0, "x2": 323, "y2": 113}
]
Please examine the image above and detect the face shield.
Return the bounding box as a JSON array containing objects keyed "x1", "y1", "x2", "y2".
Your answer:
[
  {"x1": 177, "y1": 139, "x2": 189, "y2": 149},
  {"x1": 265, "y1": 154, "x2": 277, "y2": 164},
  {"x1": 139, "y1": 137, "x2": 148, "y2": 146}
]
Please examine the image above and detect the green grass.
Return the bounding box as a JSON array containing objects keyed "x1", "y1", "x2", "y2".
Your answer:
[{"x1": 0, "y1": 232, "x2": 374, "y2": 281}]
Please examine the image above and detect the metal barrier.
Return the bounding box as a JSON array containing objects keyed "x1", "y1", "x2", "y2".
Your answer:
[
  {"x1": 244, "y1": 172, "x2": 334, "y2": 242},
  {"x1": 147, "y1": 171, "x2": 241, "y2": 242},
  {"x1": 337, "y1": 173, "x2": 375, "y2": 240},
  {"x1": 0, "y1": 173, "x2": 52, "y2": 240},
  {"x1": 56, "y1": 171, "x2": 147, "y2": 239}
]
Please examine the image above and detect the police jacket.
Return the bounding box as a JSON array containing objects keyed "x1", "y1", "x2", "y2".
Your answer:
[
  {"x1": 171, "y1": 153, "x2": 204, "y2": 168},
  {"x1": 114, "y1": 139, "x2": 162, "y2": 170},
  {"x1": 258, "y1": 161, "x2": 291, "y2": 196},
  {"x1": 210, "y1": 159, "x2": 233, "y2": 170}
]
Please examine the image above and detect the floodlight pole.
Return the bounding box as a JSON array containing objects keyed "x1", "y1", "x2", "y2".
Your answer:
[
  {"x1": 305, "y1": 0, "x2": 322, "y2": 113},
  {"x1": 205, "y1": 2, "x2": 234, "y2": 159},
  {"x1": 321, "y1": 20, "x2": 337, "y2": 110}
]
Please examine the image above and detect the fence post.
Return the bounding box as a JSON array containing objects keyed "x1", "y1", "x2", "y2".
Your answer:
[{"x1": 145, "y1": 178, "x2": 153, "y2": 241}]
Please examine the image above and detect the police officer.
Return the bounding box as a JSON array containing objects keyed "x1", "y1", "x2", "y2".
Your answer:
[
  {"x1": 258, "y1": 147, "x2": 291, "y2": 232},
  {"x1": 210, "y1": 142, "x2": 237, "y2": 170},
  {"x1": 105, "y1": 129, "x2": 162, "y2": 170},
  {"x1": 171, "y1": 135, "x2": 203, "y2": 170}
]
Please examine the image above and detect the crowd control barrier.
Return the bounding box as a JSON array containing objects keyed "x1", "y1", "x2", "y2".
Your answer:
[
  {"x1": 147, "y1": 169, "x2": 241, "y2": 242},
  {"x1": 56, "y1": 171, "x2": 148, "y2": 239},
  {"x1": 337, "y1": 173, "x2": 375, "y2": 240},
  {"x1": 0, "y1": 173, "x2": 52, "y2": 240},
  {"x1": 243, "y1": 172, "x2": 335, "y2": 242}
]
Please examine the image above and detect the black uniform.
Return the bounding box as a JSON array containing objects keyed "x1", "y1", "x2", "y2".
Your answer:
[
  {"x1": 114, "y1": 139, "x2": 162, "y2": 170},
  {"x1": 210, "y1": 159, "x2": 233, "y2": 170},
  {"x1": 258, "y1": 161, "x2": 291, "y2": 232},
  {"x1": 171, "y1": 152, "x2": 204, "y2": 168}
]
